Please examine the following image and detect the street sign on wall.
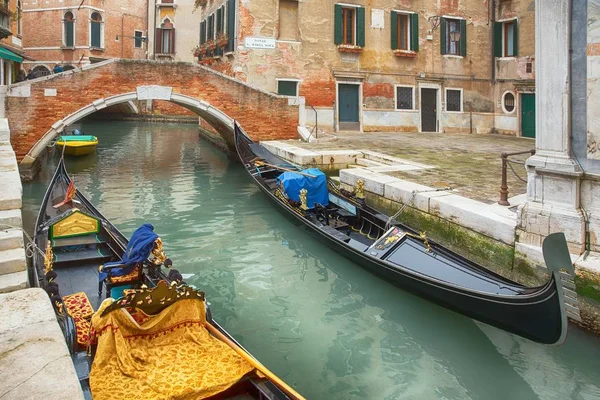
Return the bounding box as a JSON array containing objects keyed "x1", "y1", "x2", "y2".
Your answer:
[{"x1": 244, "y1": 37, "x2": 276, "y2": 49}]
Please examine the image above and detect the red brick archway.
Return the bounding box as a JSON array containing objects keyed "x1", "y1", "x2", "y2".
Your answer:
[{"x1": 6, "y1": 59, "x2": 300, "y2": 167}]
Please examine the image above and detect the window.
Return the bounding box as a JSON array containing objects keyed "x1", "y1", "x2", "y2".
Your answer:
[
  {"x1": 334, "y1": 4, "x2": 365, "y2": 47},
  {"x1": 396, "y1": 86, "x2": 414, "y2": 110},
  {"x1": 90, "y1": 12, "x2": 103, "y2": 48},
  {"x1": 494, "y1": 20, "x2": 518, "y2": 57},
  {"x1": 17, "y1": 0, "x2": 21, "y2": 36},
  {"x1": 63, "y1": 11, "x2": 74, "y2": 47},
  {"x1": 216, "y1": 6, "x2": 225, "y2": 36},
  {"x1": 226, "y1": 0, "x2": 235, "y2": 52},
  {"x1": 278, "y1": 0, "x2": 298, "y2": 41},
  {"x1": 134, "y1": 30, "x2": 143, "y2": 48},
  {"x1": 155, "y1": 18, "x2": 175, "y2": 54},
  {"x1": 391, "y1": 12, "x2": 418, "y2": 52},
  {"x1": 277, "y1": 80, "x2": 299, "y2": 96},
  {"x1": 502, "y1": 92, "x2": 515, "y2": 113},
  {"x1": 445, "y1": 89, "x2": 462, "y2": 112},
  {"x1": 441, "y1": 18, "x2": 466, "y2": 56}
]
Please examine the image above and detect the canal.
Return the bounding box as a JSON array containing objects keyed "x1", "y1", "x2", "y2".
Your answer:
[{"x1": 22, "y1": 121, "x2": 600, "y2": 400}]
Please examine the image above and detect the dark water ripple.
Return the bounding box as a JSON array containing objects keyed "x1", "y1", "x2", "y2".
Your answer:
[{"x1": 21, "y1": 121, "x2": 600, "y2": 400}]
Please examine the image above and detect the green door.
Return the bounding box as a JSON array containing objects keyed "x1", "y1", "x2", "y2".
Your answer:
[
  {"x1": 338, "y1": 84, "x2": 359, "y2": 124},
  {"x1": 521, "y1": 94, "x2": 536, "y2": 138}
]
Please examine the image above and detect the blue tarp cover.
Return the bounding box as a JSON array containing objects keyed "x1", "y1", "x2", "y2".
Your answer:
[
  {"x1": 99, "y1": 223, "x2": 159, "y2": 282},
  {"x1": 277, "y1": 168, "x2": 329, "y2": 209}
]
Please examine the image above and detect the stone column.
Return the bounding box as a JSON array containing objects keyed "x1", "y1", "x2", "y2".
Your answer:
[{"x1": 516, "y1": 0, "x2": 585, "y2": 255}]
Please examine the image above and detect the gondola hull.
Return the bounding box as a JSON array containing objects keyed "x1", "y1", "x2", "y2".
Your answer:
[{"x1": 234, "y1": 123, "x2": 576, "y2": 345}]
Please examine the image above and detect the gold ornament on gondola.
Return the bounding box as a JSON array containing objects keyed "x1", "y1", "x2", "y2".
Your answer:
[
  {"x1": 355, "y1": 179, "x2": 365, "y2": 200},
  {"x1": 299, "y1": 189, "x2": 309, "y2": 210},
  {"x1": 152, "y1": 237, "x2": 167, "y2": 266},
  {"x1": 44, "y1": 243, "x2": 54, "y2": 274}
]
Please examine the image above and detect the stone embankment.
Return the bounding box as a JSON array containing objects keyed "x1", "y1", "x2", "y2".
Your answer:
[{"x1": 0, "y1": 119, "x2": 84, "y2": 398}]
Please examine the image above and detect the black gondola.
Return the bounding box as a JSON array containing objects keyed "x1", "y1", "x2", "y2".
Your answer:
[
  {"x1": 32, "y1": 157, "x2": 304, "y2": 400},
  {"x1": 234, "y1": 122, "x2": 580, "y2": 346}
]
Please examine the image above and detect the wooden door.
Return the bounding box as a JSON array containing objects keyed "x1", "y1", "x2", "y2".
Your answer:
[
  {"x1": 338, "y1": 84, "x2": 360, "y2": 130},
  {"x1": 521, "y1": 94, "x2": 536, "y2": 138},
  {"x1": 420, "y1": 88, "x2": 438, "y2": 132}
]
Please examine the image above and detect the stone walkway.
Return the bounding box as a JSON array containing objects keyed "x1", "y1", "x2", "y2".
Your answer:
[{"x1": 295, "y1": 131, "x2": 536, "y2": 204}]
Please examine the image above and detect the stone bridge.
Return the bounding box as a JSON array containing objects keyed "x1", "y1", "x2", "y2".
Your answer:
[{"x1": 5, "y1": 59, "x2": 301, "y2": 172}]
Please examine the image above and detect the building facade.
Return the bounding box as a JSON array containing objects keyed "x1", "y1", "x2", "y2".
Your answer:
[
  {"x1": 196, "y1": 0, "x2": 535, "y2": 136},
  {"x1": 22, "y1": 0, "x2": 147, "y2": 75},
  {"x1": 147, "y1": 0, "x2": 201, "y2": 62},
  {"x1": 0, "y1": 0, "x2": 27, "y2": 85}
]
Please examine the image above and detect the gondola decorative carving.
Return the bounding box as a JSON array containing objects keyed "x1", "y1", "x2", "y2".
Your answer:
[
  {"x1": 151, "y1": 237, "x2": 167, "y2": 266},
  {"x1": 299, "y1": 189, "x2": 309, "y2": 210},
  {"x1": 44, "y1": 242, "x2": 54, "y2": 274},
  {"x1": 355, "y1": 179, "x2": 365, "y2": 200}
]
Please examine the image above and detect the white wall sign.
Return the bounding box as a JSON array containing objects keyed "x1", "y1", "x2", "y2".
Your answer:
[
  {"x1": 371, "y1": 9, "x2": 384, "y2": 29},
  {"x1": 11, "y1": 36, "x2": 21, "y2": 47},
  {"x1": 244, "y1": 37, "x2": 276, "y2": 49},
  {"x1": 44, "y1": 88, "x2": 57, "y2": 97}
]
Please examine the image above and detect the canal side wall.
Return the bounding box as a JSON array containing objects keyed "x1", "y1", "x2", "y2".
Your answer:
[{"x1": 0, "y1": 119, "x2": 27, "y2": 294}]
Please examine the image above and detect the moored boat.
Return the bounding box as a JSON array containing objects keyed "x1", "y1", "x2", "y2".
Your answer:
[
  {"x1": 234, "y1": 122, "x2": 580, "y2": 346},
  {"x1": 32, "y1": 157, "x2": 305, "y2": 400},
  {"x1": 56, "y1": 134, "x2": 98, "y2": 156}
]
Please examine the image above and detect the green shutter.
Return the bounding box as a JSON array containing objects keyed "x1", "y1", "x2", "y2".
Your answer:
[
  {"x1": 278, "y1": 81, "x2": 297, "y2": 96},
  {"x1": 200, "y1": 21, "x2": 205, "y2": 44},
  {"x1": 459, "y1": 19, "x2": 467, "y2": 56},
  {"x1": 493, "y1": 22, "x2": 502, "y2": 57},
  {"x1": 513, "y1": 19, "x2": 519, "y2": 56},
  {"x1": 357, "y1": 7, "x2": 365, "y2": 47},
  {"x1": 227, "y1": 0, "x2": 235, "y2": 52},
  {"x1": 65, "y1": 21, "x2": 74, "y2": 47},
  {"x1": 334, "y1": 4, "x2": 343, "y2": 45},
  {"x1": 91, "y1": 22, "x2": 101, "y2": 48},
  {"x1": 217, "y1": 8, "x2": 222, "y2": 33},
  {"x1": 440, "y1": 18, "x2": 447, "y2": 54},
  {"x1": 390, "y1": 11, "x2": 398, "y2": 50},
  {"x1": 410, "y1": 13, "x2": 419, "y2": 52}
]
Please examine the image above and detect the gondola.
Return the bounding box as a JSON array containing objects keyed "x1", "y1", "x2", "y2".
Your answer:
[
  {"x1": 31, "y1": 157, "x2": 305, "y2": 400},
  {"x1": 234, "y1": 122, "x2": 580, "y2": 346}
]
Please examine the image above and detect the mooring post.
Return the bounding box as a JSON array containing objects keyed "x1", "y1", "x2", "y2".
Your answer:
[{"x1": 499, "y1": 152, "x2": 510, "y2": 206}]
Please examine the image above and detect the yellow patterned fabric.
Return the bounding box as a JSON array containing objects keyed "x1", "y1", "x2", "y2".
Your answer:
[
  {"x1": 108, "y1": 265, "x2": 141, "y2": 284},
  {"x1": 74, "y1": 317, "x2": 92, "y2": 348},
  {"x1": 89, "y1": 298, "x2": 255, "y2": 400},
  {"x1": 63, "y1": 292, "x2": 94, "y2": 319}
]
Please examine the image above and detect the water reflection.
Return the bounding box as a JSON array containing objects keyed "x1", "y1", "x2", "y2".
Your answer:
[{"x1": 21, "y1": 120, "x2": 600, "y2": 400}]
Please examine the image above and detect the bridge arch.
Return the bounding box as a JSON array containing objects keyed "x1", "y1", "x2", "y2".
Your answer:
[
  {"x1": 7, "y1": 59, "x2": 301, "y2": 172},
  {"x1": 24, "y1": 88, "x2": 235, "y2": 166}
]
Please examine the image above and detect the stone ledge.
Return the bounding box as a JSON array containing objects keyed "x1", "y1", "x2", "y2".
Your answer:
[
  {"x1": 0, "y1": 229, "x2": 24, "y2": 252},
  {"x1": 0, "y1": 288, "x2": 83, "y2": 400},
  {"x1": 0, "y1": 248, "x2": 27, "y2": 275},
  {"x1": 0, "y1": 209, "x2": 22, "y2": 229},
  {"x1": 0, "y1": 270, "x2": 28, "y2": 293}
]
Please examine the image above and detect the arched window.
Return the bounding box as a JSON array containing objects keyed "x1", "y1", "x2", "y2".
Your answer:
[
  {"x1": 155, "y1": 18, "x2": 175, "y2": 55},
  {"x1": 63, "y1": 11, "x2": 75, "y2": 47},
  {"x1": 90, "y1": 12, "x2": 103, "y2": 48},
  {"x1": 17, "y1": 1, "x2": 21, "y2": 36}
]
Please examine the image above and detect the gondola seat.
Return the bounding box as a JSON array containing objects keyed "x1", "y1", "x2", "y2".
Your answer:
[
  {"x1": 63, "y1": 291, "x2": 94, "y2": 319},
  {"x1": 99, "y1": 264, "x2": 142, "y2": 299}
]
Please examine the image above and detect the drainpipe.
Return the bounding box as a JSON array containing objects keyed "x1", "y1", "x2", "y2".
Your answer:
[
  {"x1": 491, "y1": 0, "x2": 496, "y2": 82},
  {"x1": 121, "y1": 14, "x2": 124, "y2": 58},
  {"x1": 152, "y1": 0, "x2": 157, "y2": 59},
  {"x1": 145, "y1": 0, "x2": 149, "y2": 59}
]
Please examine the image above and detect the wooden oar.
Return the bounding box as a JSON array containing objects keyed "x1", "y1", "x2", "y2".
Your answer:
[
  {"x1": 254, "y1": 160, "x2": 317, "y2": 178},
  {"x1": 204, "y1": 322, "x2": 306, "y2": 400}
]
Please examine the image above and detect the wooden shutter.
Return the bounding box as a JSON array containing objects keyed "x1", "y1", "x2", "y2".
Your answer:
[
  {"x1": 334, "y1": 4, "x2": 342, "y2": 44},
  {"x1": 459, "y1": 19, "x2": 467, "y2": 56},
  {"x1": 390, "y1": 11, "x2": 397, "y2": 50},
  {"x1": 513, "y1": 19, "x2": 519, "y2": 56},
  {"x1": 91, "y1": 22, "x2": 101, "y2": 47},
  {"x1": 170, "y1": 28, "x2": 176, "y2": 54},
  {"x1": 493, "y1": 22, "x2": 502, "y2": 57},
  {"x1": 227, "y1": 0, "x2": 235, "y2": 52},
  {"x1": 155, "y1": 28, "x2": 162, "y2": 53},
  {"x1": 217, "y1": 7, "x2": 223, "y2": 33},
  {"x1": 357, "y1": 7, "x2": 365, "y2": 47},
  {"x1": 200, "y1": 21, "x2": 206, "y2": 44},
  {"x1": 440, "y1": 18, "x2": 447, "y2": 54},
  {"x1": 65, "y1": 21, "x2": 74, "y2": 47},
  {"x1": 410, "y1": 13, "x2": 419, "y2": 52}
]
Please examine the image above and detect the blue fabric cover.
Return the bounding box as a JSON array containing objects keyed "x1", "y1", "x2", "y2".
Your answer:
[
  {"x1": 277, "y1": 168, "x2": 329, "y2": 209},
  {"x1": 99, "y1": 224, "x2": 159, "y2": 282}
]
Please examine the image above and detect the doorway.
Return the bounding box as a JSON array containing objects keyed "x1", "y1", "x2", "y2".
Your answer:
[
  {"x1": 420, "y1": 88, "x2": 438, "y2": 132},
  {"x1": 338, "y1": 83, "x2": 360, "y2": 131},
  {"x1": 521, "y1": 93, "x2": 536, "y2": 138}
]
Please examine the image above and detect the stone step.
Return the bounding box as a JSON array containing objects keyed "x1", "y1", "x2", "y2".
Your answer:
[
  {"x1": 361, "y1": 149, "x2": 434, "y2": 169},
  {"x1": 0, "y1": 270, "x2": 28, "y2": 294},
  {"x1": 0, "y1": 171, "x2": 22, "y2": 211},
  {"x1": 0, "y1": 229, "x2": 24, "y2": 251},
  {"x1": 0, "y1": 209, "x2": 22, "y2": 229},
  {"x1": 356, "y1": 158, "x2": 388, "y2": 168},
  {"x1": 0, "y1": 248, "x2": 27, "y2": 275}
]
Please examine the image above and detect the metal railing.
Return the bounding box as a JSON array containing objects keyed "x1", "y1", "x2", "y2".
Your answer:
[{"x1": 499, "y1": 149, "x2": 536, "y2": 206}]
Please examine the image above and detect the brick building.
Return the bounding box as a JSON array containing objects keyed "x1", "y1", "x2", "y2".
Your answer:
[
  {"x1": 21, "y1": 0, "x2": 147, "y2": 75},
  {"x1": 0, "y1": 0, "x2": 27, "y2": 85},
  {"x1": 196, "y1": 0, "x2": 536, "y2": 136}
]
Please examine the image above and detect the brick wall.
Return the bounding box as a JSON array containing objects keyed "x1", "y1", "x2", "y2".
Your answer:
[{"x1": 7, "y1": 60, "x2": 300, "y2": 160}]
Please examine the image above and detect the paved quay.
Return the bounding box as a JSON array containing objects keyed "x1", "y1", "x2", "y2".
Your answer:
[{"x1": 294, "y1": 130, "x2": 536, "y2": 205}]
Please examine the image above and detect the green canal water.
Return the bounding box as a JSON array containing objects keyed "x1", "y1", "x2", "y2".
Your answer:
[{"x1": 22, "y1": 121, "x2": 600, "y2": 400}]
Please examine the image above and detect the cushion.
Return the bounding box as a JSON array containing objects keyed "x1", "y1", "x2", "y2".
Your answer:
[
  {"x1": 63, "y1": 292, "x2": 94, "y2": 319},
  {"x1": 74, "y1": 316, "x2": 92, "y2": 348}
]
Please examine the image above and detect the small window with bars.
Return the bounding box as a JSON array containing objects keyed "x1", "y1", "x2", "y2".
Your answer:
[
  {"x1": 396, "y1": 86, "x2": 414, "y2": 110},
  {"x1": 445, "y1": 89, "x2": 462, "y2": 112}
]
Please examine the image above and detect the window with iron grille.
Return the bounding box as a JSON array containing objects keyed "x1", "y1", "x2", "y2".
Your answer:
[
  {"x1": 396, "y1": 86, "x2": 413, "y2": 110},
  {"x1": 446, "y1": 89, "x2": 462, "y2": 112}
]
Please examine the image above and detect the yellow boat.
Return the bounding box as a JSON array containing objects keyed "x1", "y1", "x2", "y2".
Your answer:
[{"x1": 56, "y1": 135, "x2": 98, "y2": 156}]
